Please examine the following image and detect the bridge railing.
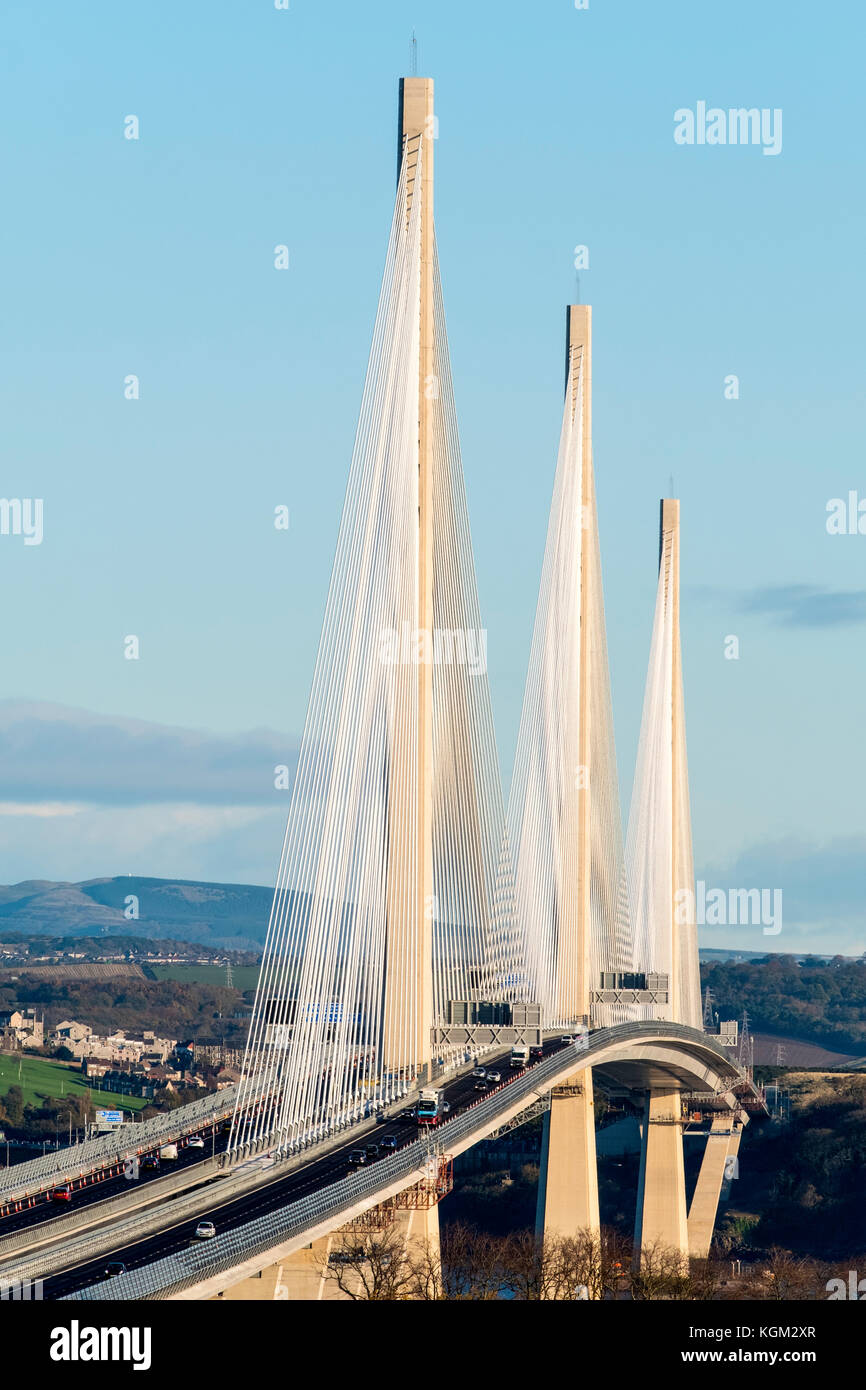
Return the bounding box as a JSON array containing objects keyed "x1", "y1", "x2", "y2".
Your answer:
[
  {"x1": 64, "y1": 1024, "x2": 743, "y2": 1302},
  {"x1": 0, "y1": 1086, "x2": 241, "y2": 1208}
]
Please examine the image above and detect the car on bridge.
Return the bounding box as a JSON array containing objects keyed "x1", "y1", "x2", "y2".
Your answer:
[
  {"x1": 50, "y1": 1185, "x2": 73, "y2": 1203},
  {"x1": 365, "y1": 1144, "x2": 380, "y2": 1160},
  {"x1": 348, "y1": 1149, "x2": 367, "y2": 1167},
  {"x1": 380, "y1": 1135, "x2": 397, "y2": 1151},
  {"x1": 399, "y1": 1108, "x2": 416, "y2": 1121},
  {"x1": 195, "y1": 1221, "x2": 216, "y2": 1240},
  {"x1": 487, "y1": 1070, "x2": 501, "y2": 1083},
  {"x1": 471, "y1": 1067, "x2": 487, "y2": 1079},
  {"x1": 104, "y1": 1261, "x2": 127, "y2": 1278},
  {"x1": 186, "y1": 1136, "x2": 205, "y2": 1149}
]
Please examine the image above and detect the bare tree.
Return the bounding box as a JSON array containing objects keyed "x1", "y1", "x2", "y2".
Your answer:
[
  {"x1": 628, "y1": 1239, "x2": 693, "y2": 1300},
  {"x1": 437, "y1": 1222, "x2": 505, "y2": 1300},
  {"x1": 740, "y1": 1247, "x2": 826, "y2": 1301},
  {"x1": 319, "y1": 1225, "x2": 417, "y2": 1301},
  {"x1": 409, "y1": 1235, "x2": 445, "y2": 1301},
  {"x1": 499, "y1": 1227, "x2": 633, "y2": 1301}
]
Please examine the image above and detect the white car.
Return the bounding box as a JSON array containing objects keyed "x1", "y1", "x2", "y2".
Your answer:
[
  {"x1": 187, "y1": 1137, "x2": 206, "y2": 1149},
  {"x1": 195, "y1": 1221, "x2": 216, "y2": 1239},
  {"x1": 471, "y1": 1067, "x2": 487, "y2": 1079},
  {"x1": 487, "y1": 1070, "x2": 501, "y2": 1083}
]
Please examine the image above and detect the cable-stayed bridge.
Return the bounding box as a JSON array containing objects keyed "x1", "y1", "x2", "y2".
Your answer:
[{"x1": 0, "y1": 77, "x2": 762, "y2": 1300}]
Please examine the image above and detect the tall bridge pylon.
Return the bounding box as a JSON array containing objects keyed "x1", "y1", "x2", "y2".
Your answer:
[
  {"x1": 510, "y1": 305, "x2": 633, "y2": 1241},
  {"x1": 229, "y1": 79, "x2": 508, "y2": 1160},
  {"x1": 625, "y1": 499, "x2": 701, "y2": 1029},
  {"x1": 507, "y1": 305, "x2": 633, "y2": 1034}
]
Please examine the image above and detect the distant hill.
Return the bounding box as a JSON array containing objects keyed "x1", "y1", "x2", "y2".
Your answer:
[
  {"x1": 699, "y1": 947, "x2": 865, "y2": 964},
  {"x1": 699, "y1": 948, "x2": 769, "y2": 963},
  {"x1": 0, "y1": 881, "x2": 860, "y2": 965},
  {"x1": 702, "y1": 955, "x2": 866, "y2": 1058},
  {"x1": 0, "y1": 877, "x2": 275, "y2": 950},
  {"x1": 751, "y1": 1031, "x2": 859, "y2": 1068}
]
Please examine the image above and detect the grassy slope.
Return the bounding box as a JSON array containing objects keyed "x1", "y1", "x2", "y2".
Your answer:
[
  {"x1": 0, "y1": 1054, "x2": 149, "y2": 1112},
  {"x1": 147, "y1": 964, "x2": 260, "y2": 990}
]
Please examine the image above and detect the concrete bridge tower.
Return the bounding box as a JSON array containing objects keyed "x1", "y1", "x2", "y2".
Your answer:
[
  {"x1": 382, "y1": 75, "x2": 436, "y2": 1086},
  {"x1": 535, "y1": 306, "x2": 601, "y2": 1244}
]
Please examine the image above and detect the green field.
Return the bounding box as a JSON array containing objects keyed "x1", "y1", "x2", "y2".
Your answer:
[
  {"x1": 148, "y1": 964, "x2": 260, "y2": 990},
  {"x1": 0, "y1": 1054, "x2": 150, "y2": 1113}
]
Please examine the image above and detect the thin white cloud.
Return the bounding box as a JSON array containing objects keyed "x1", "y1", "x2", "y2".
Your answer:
[
  {"x1": 0, "y1": 700, "x2": 298, "y2": 807},
  {"x1": 0, "y1": 802, "x2": 287, "y2": 888}
]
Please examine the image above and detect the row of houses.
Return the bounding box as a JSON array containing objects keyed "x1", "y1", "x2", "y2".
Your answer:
[
  {"x1": 1, "y1": 1012, "x2": 178, "y2": 1065},
  {"x1": 49, "y1": 1021, "x2": 177, "y2": 1065},
  {"x1": 1, "y1": 1010, "x2": 242, "y2": 1096}
]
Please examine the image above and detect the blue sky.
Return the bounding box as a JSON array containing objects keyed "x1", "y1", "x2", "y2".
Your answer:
[{"x1": 1, "y1": 0, "x2": 864, "y2": 953}]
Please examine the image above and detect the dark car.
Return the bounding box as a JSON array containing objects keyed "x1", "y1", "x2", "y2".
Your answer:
[
  {"x1": 380, "y1": 1135, "x2": 398, "y2": 1151},
  {"x1": 375, "y1": 1111, "x2": 388, "y2": 1124},
  {"x1": 141, "y1": 1156, "x2": 160, "y2": 1172},
  {"x1": 348, "y1": 1149, "x2": 367, "y2": 1167},
  {"x1": 365, "y1": 1144, "x2": 380, "y2": 1160},
  {"x1": 399, "y1": 1108, "x2": 417, "y2": 1122},
  {"x1": 105, "y1": 1261, "x2": 127, "y2": 1278}
]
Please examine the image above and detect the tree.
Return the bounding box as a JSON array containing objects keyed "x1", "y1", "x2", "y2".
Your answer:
[
  {"x1": 319, "y1": 1224, "x2": 418, "y2": 1301},
  {"x1": 438, "y1": 1222, "x2": 506, "y2": 1300},
  {"x1": 741, "y1": 1247, "x2": 826, "y2": 1301},
  {"x1": 629, "y1": 1240, "x2": 696, "y2": 1301},
  {"x1": 0, "y1": 1085, "x2": 24, "y2": 1127}
]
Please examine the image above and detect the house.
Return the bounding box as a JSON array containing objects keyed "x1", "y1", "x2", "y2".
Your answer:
[
  {"x1": 0, "y1": 1008, "x2": 44, "y2": 1051},
  {"x1": 49, "y1": 1021, "x2": 93, "y2": 1059}
]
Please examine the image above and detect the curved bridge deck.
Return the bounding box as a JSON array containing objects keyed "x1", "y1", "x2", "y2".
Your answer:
[{"x1": 62, "y1": 1022, "x2": 746, "y2": 1301}]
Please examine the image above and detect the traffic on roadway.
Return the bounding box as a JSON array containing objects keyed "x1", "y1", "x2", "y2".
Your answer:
[
  {"x1": 40, "y1": 1038, "x2": 572, "y2": 1298},
  {"x1": 0, "y1": 1125, "x2": 232, "y2": 1237}
]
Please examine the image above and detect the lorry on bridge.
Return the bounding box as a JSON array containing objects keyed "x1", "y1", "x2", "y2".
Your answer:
[
  {"x1": 510, "y1": 1043, "x2": 530, "y2": 1069},
  {"x1": 417, "y1": 1088, "x2": 445, "y2": 1126}
]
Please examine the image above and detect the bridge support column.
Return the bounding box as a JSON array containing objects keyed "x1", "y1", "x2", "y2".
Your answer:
[
  {"x1": 535, "y1": 1069, "x2": 599, "y2": 1242},
  {"x1": 394, "y1": 1200, "x2": 441, "y2": 1284},
  {"x1": 687, "y1": 1113, "x2": 737, "y2": 1259},
  {"x1": 209, "y1": 1238, "x2": 351, "y2": 1301},
  {"x1": 634, "y1": 1087, "x2": 688, "y2": 1263},
  {"x1": 687, "y1": 1114, "x2": 743, "y2": 1258},
  {"x1": 210, "y1": 1203, "x2": 441, "y2": 1301}
]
